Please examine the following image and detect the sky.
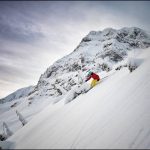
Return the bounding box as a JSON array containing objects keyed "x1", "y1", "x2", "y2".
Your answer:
[{"x1": 0, "y1": 1, "x2": 150, "y2": 98}]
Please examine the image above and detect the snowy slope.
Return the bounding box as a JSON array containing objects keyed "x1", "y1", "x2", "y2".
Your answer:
[
  {"x1": 0, "y1": 27, "x2": 150, "y2": 144},
  {"x1": 2, "y1": 47, "x2": 150, "y2": 149}
]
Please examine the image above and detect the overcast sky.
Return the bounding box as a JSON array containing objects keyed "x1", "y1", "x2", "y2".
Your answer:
[{"x1": 0, "y1": 1, "x2": 150, "y2": 98}]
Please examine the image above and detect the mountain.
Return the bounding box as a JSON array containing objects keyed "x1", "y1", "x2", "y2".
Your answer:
[
  {"x1": 0, "y1": 86, "x2": 35, "y2": 104},
  {"x1": 33, "y1": 27, "x2": 150, "y2": 99},
  {"x1": 0, "y1": 27, "x2": 150, "y2": 143},
  {"x1": 1, "y1": 27, "x2": 150, "y2": 103},
  {"x1": 2, "y1": 46, "x2": 150, "y2": 149}
]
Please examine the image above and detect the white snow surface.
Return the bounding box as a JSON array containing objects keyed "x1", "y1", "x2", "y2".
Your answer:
[{"x1": 1, "y1": 47, "x2": 150, "y2": 149}]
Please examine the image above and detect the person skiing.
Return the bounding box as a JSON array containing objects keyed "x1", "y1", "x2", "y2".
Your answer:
[{"x1": 85, "y1": 71, "x2": 100, "y2": 88}]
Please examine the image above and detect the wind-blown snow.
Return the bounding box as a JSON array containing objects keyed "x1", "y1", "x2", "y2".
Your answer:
[{"x1": 1, "y1": 47, "x2": 150, "y2": 149}]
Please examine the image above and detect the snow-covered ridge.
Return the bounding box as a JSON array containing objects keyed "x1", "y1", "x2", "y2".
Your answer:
[
  {"x1": 35, "y1": 27, "x2": 150, "y2": 98},
  {"x1": 1, "y1": 27, "x2": 150, "y2": 103},
  {"x1": 43, "y1": 27, "x2": 150, "y2": 76},
  {"x1": 0, "y1": 86, "x2": 35, "y2": 104}
]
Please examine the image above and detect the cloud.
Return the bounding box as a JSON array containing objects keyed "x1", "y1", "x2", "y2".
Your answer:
[
  {"x1": 0, "y1": 64, "x2": 30, "y2": 80},
  {"x1": 0, "y1": 15, "x2": 45, "y2": 44}
]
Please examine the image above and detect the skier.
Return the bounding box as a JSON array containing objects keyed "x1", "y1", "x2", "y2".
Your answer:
[{"x1": 85, "y1": 71, "x2": 100, "y2": 88}]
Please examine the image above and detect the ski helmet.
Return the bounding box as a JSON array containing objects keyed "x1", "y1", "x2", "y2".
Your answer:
[{"x1": 87, "y1": 70, "x2": 92, "y2": 77}]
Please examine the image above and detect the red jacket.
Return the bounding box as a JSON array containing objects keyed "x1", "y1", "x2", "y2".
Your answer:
[{"x1": 86, "y1": 72, "x2": 100, "y2": 81}]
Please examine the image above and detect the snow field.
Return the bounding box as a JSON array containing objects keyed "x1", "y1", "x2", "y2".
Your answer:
[{"x1": 2, "y1": 48, "x2": 150, "y2": 149}]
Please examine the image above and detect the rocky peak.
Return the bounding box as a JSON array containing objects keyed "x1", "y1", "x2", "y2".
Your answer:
[
  {"x1": 32, "y1": 27, "x2": 150, "y2": 99},
  {"x1": 1, "y1": 27, "x2": 150, "y2": 102}
]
